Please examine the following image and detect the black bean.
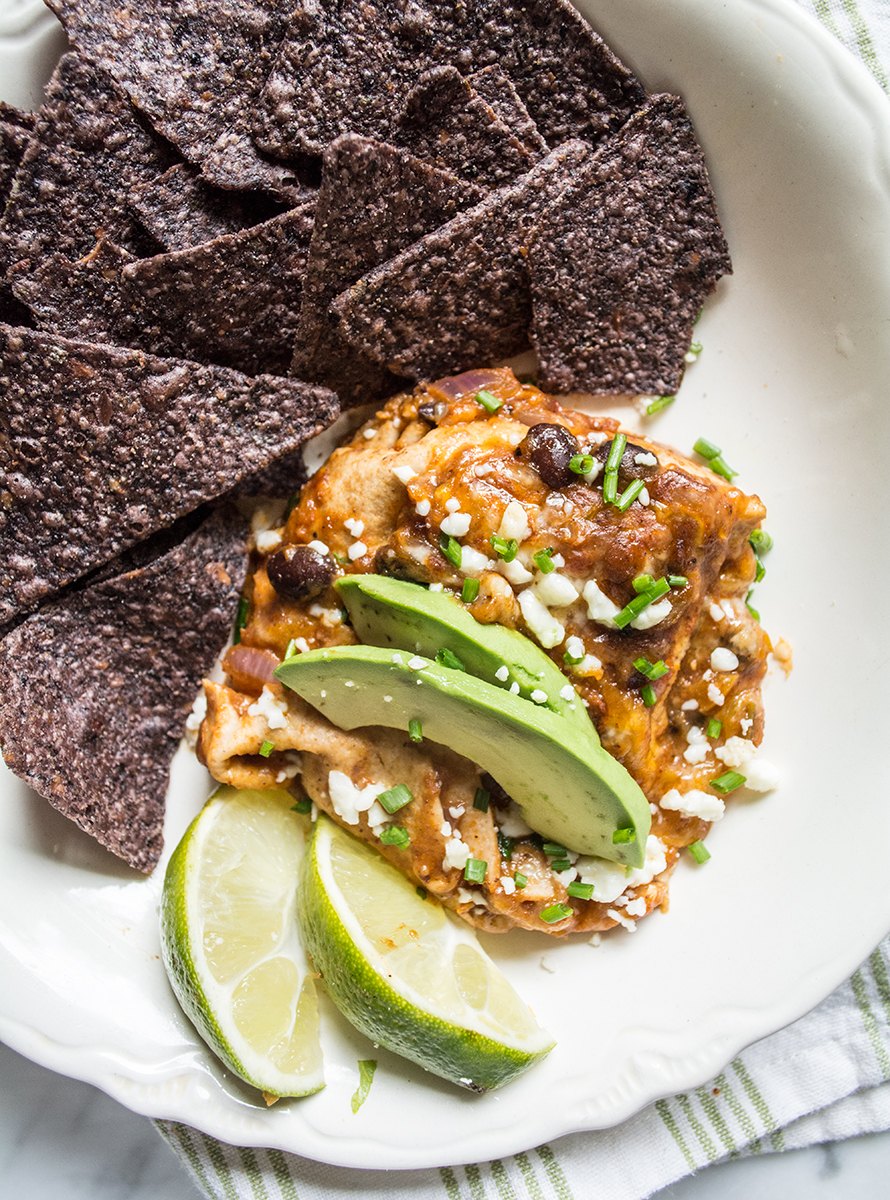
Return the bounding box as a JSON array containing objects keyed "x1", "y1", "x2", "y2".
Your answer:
[
  {"x1": 517, "y1": 423, "x2": 581, "y2": 489},
  {"x1": 266, "y1": 544, "x2": 334, "y2": 601}
]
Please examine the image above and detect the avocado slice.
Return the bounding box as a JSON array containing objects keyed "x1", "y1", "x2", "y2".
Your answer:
[
  {"x1": 276, "y1": 644, "x2": 649, "y2": 865},
  {"x1": 336, "y1": 575, "x2": 597, "y2": 740}
]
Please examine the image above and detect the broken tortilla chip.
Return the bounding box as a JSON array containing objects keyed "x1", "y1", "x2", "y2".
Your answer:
[
  {"x1": 0, "y1": 506, "x2": 248, "y2": 873},
  {"x1": 529, "y1": 94, "x2": 732, "y2": 396},
  {"x1": 467, "y1": 65, "x2": 548, "y2": 157},
  {"x1": 0, "y1": 323, "x2": 339, "y2": 624},
  {"x1": 331, "y1": 141, "x2": 589, "y2": 383},
  {"x1": 291, "y1": 134, "x2": 480, "y2": 406}
]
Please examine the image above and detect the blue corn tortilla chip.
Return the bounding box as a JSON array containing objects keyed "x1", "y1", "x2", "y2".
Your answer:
[
  {"x1": 529, "y1": 94, "x2": 732, "y2": 395},
  {"x1": 122, "y1": 202, "x2": 317, "y2": 376},
  {"x1": 291, "y1": 133, "x2": 481, "y2": 406},
  {"x1": 129, "y1": 163, "x2": 287, "y2": 254},
  {"x1": 331, "y1": 141, "x2": 589, "y2": 382},
  {"x1": 394, "y1": 65, "x2": 537, "y2": 186},
  {"x1": 45, "y1": 0, "x2": 303, "y2": 198},
  {"x1": 0, "y1": 54, "x2": 171, "y2": 341},
  {"x1": 255, "y1": 0, "x2": 644, "y2": 158},
  {"x1": 467, "y1": 65, "x2": 547, "y2": 157},
  {"x1": 0, "y1": 323, "x2": 339, "y2": 624},
  {"x1": 0, "y1": 506, "x2": 249, "y2": 873}
]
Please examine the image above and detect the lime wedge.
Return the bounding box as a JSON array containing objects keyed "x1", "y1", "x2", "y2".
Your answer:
[
  {"x1": 300, "y1": 815, "x2": 555, "y2": 1092},
  {"x1": 160, "y1": 787, "x2": 324, "y2": 1098}
]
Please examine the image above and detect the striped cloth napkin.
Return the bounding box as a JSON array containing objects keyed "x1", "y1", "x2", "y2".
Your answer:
[{"x1": 158, "y1": 2, "x2": 890, "y2": 1196}]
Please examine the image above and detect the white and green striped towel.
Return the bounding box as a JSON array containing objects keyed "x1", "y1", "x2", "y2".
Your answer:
[{"x1": 157, "y1": 2, "x2": 890, "y2": 1196}]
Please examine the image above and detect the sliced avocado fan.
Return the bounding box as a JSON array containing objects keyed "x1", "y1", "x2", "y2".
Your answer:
[
  {"x1": 276, "y1": 644, "x2": 649, "y2": 865},
  {"x1": 336, "y1": 574, "x2": 597, "y2": 740}
]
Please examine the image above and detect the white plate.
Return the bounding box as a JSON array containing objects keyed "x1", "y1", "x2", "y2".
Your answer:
[{"x1": 2, "y1": 0, "x2": 890, "y2": 1172}]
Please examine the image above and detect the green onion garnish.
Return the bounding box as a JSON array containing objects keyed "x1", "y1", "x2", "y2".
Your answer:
[
  {"x1": 378, "y1": 784, "x2": 414, "y2": 814},
  {"x1": 540, "y1": 903, "x2": 573, "y2": 924},
  {"x1": 634, "y1": 656, "x2": 669, "y2": 681},
  {"x1": 689, "y1": 340, "x2": 703, "y2": 357},
  {"x1": 439, "y1": 532, "x2": 463, "y2": 568},
  {"x1": 351, "y1": 1060, "x2": 377, "y2": 1114},
  {"x1": 435, "y1": 647, "x2": 466, "y2": 671},
  {"x1": 408, "y1": 718, "x2": 423, "y2": 743},
  {"x1": 567, "y1": 881, "x2": 594, "y2": 900},
  {"x1": 602, "y1": 471, "x2": 618, "y2": 506},
  {"x1": 233, "y1": 595, "x2": 249, "y2": 644},
  {"x1": 754, "y1": 559, "x2": 766, "y2": 583},
  {"x1": 461, "y1": 577, "x2": 480, "y2": 604},
  {"x1": 709, "y1": 454, "x2": 738, "y2": 481},
  {"x1": 646, "y1": 394, "x2": 676, "y2": 415},
  {"x1": 694, "y1": 436, "x2": 721, "y2": 460},
  {"x1": 616, "y1": 478, "x2": 645, "y2": 512},
  {"x1": 612, "y1": 827, "x2": 636, "y2": 844},
  {"x1": 746, "y1": 590, "x2": 760, "y2": 621},
  {"x1": 633, "y1": 573, "x2": 655, "y2": 593},
  {"x1": 641, "y1": 683, "x2": 657, "y2": 707},
  {"x1": 749, "y1": 529, "x2": 773, "y2": 555},
  {"x1": 291, "y1": 796, "x2": 312, "y2": 815},
  {"x1": 490, "y1": 534, "x2": 518, "y2": 562},
  {"x1": 473, "y1": 787, "x2": 490, "y2": 813},
  {"x1": 605, "y1": 433, "x2": 627, "y2": 474},
  {"x1": 464, "y1": 857, "x2": 487, "y2": 884},
  {"x1": 711, "y1": 770, "x2": 746, "y2": 795},
  {"x1": 258, "y1": 740, "x2": 274, "y2": 758},
  {"x1": 688, "y1": 840, "x2": 711, "y2": 864},
  {"x1": 569, "y1": 453, "x2": 595, "y2": 476},
  {"x1": 668, "y1": 574, "x2": 688, "y2": 589},
  {"x1": 498, "y1": 831, "x2": 514, "y2": 860},
  {"x1": 564, "y1": 646, "x2": 585, "y2": 666},
  {"x1": 416, "y1": 885, "x2": 428, "y2": 900},
  {"x1": 534, "y1": 547, "x2": 556, "y2": 574},
  {"x1": 379, "y1": 825, "x2": 410, "y2": 848},
  {"x1": 706, "y1": 717, "x2": 722, "y2": 739},
  {"x1": 613, "y1": 577, "x2": 671, "y2": 629},
  {"x1": 542, "y1": 842, "x2": 568, "y2": 858},
  {"x1": 476, "y1": 389, "x2": 503, "y2": 414},
  {"x1": 550, "y1": 858, "x2": 572, "y2": 872},
  {"x1": 513, "y1": 872, "x2": 528, "y2": 889}
]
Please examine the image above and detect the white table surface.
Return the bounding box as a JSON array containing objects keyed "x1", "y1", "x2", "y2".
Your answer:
[{"x1": 2, "y1": 1039, "x2": 889, "y2": 1199}]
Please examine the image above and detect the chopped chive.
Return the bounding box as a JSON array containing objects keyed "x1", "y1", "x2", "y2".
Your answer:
[
  {"x1": 689, "y1": 340, "x2": 703, "y2": 356},
  {"x1": 633, "y1": 573, "x2": 655, "y2": 593},
  {"x1": 564, "y1": 646, "x2": 585, "y2": 666},
  {"x1": 641, "y1": 683, "x2": 657, "y2": 707},
  {"x1": 435, "y1": 647, "x2": 466, "y2": 671},
  {"x1": 693, "y1": 436, "x2": 721, "y2": 460},
  {"x1": 258, "y1": 740, "x2": 274, "y2": 758},
  {"x1": 749, "y1": 529, "x2": 773, "y2": 555},
  {"x1": 711, "y1": 770, "x2": 746, "y2": 795},
  {"x1": 634, "y1": 656, "x2": 669, "y2": 681},
  {"x1": 497, "y1": 831, "x2": 514, "y2": 860},
  {"x1": 602, "y1": 470, "x2": 619, "y2": 506},
  {"x1": 379, "y1": 825, "x2": 410, "y2": 848},
  {"x1": 613, "y1": 577, "x2": 671, "y2": 629},
  {"x1": 461, "y1": 577, "x2": 480, "y2": 604},
  {"x1": 567, "y1": 881, "x2": 594, "y2": 900},
  {"x1": 513, "y1": 872, "x2": 528, "y2": 889},
  {"x1": 616, "y1": 478, "x2": 645, "y2": 512},
  {"x1": 605, "y1": 433, "x2": 627, "y2": 473},
  {"x1": 709, "y1": 454, "x2": 738, "y2": 481},
  {"x1": 476, "y1": 389, "x2": 503, "y2": 414},
  {"x1": 550, "y1": 858, "x2": 572, "y2": 872},
  {"x1": 542, "y1": 842, "x2": 568, "y2": 858},
  {"x1": 291, "y1": 796, "x2": 312, "y2": 815},
  {"x1": 534, "y1": 547, "x2": 556, "y2": 574},
  {"x1": 233, "y1": 595, "x2": 249, "y2": 644},
  {"x1": 668, "y1": 574, "x2": 688, "y2": 589},
  {"x1": 612, "y1": 827, "x2": 636, "y2": 844},
  {"x1": 569, "y1": 453, "x2": 595, "y2": 475},
  {"x1": 706, "y1": 717, "x2": 722, "y2": 739},
  {"x1": 408, "y1": 718, "x2": 423, "y2": 743},
  {"x1": 464, "y1": 857, "x2": 488, "y2": 884},
  {"x1": 439, "y1": 532, "x2": 463, "y2": 568},
  {"x1": 688, "y1": 840, "x2": 711, "y2": 864},
  {"x1": 473, "y1": 787, "x2": 490, "y2": 813},
  {"x1": 540, "y1": 902, "x2": 573, "y2": 924},
  {"x1": 351, "y1": 1059, "x2": 377, "y2": 1114},
  {"x1": 490, "y1": 534, "x2": 518, "y2": 562},
  {"x1": 745, "y1": 590, "x2": 760, "y2": 621},
  {"x1": 754, "y1": 559, "x2": 766, "y2": 583},
  {"x1": 646, "y1": 394, "x2": 676, "y2": 415},
  {"x1": 378, "y1": 784, "x2": 414, "y2": 814},
  {"x1": 416, "y1": 885, "x2": 428, "y2": 900}
]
